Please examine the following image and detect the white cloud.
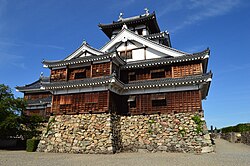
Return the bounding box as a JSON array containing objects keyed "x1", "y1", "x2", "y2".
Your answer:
[
  {"x1": 0, "y1": 52, "x2": 25, "y2": 69},
  {"x1": 157, "y1": 0, "x2": 241, "y2": 32},
  {"x1": 174, "y1": 0, "x2": 240, "y2": 31}
]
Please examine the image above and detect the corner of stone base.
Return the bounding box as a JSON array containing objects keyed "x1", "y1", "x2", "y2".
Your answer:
[{"x1": 201, "y1": 146, "x2": 215, "y2": 153}]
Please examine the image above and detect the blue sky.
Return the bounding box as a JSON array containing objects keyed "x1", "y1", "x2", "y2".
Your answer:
[{"x1": 0, "y1": 0, "x2": 249, "y2": 128}]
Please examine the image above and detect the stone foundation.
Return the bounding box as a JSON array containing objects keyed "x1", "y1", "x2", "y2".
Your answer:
[
  {"x1": 37, "y1": 112, "x2": 214, "y2": 154},
  {"x1": 37, "y1": 114, "x2": 115, "y2": 153},
  {"x1": 120, "y1": 113, "x2": 213, "y2": 153}
]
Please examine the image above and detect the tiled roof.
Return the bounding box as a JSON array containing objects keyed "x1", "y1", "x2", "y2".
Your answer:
[
  {"x1": 42, "y1": 72, "x2": 212, "y2": 91},
  {"x1": 27, "y1": 96, "x2": 52, "y2": 105},
  {"x1": 99, "y1": 12, "x2": 160, "y2": 39},
  {"x1": 121, "y1": 48, "x2": 210, "y2": 69},
  {"x1": 16, "y1": 77, "x2": 50, "y2": 92},
  {"x1": 99, "y1": 13, "x2": 158, "y2": 29},
  {"x1": 124, "y1": 72, "x2": 212, "y2": 90},
  {"x1": 43, "y1": 52, "x2": 125, "y2": 68},
  {"x1": 64, "y1": 42, "x2": 102, "y2": 60},
  {"x1": 42, "y1": 75, "x2": 114, "y2": 90},
  {"x1": 144, "y1": 31, "x2": 168, "y2": 39}
]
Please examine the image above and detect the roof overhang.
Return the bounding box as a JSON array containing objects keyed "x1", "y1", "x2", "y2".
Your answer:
[
  {"x1": 98, "y1": 13, "x2": 160, "y2": 39},
  {"x1": 42, "y1": 52, "x2": 125, "y2": 68}
]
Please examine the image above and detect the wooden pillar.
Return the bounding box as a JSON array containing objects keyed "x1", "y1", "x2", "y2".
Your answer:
[
  {"x1": 65, "y1": 66, "x2": 69, "y2": 81},
  {"x1": 144, "y1": 46, "x2": 146, "y2": 60},
  {"x1": 90, "y1": 62, "x2": 93, "y2": 78},
  {"x1": 171, "y1": 66, "x2": 174, "y2": 78},
  {"x1": 200, "y1": 63, "x2": 203, "y2": 74},
  {"x1": 110, "y1": 61, "x2": 112, "y2": 75}
]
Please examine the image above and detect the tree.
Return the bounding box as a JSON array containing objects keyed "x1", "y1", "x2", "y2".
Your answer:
[{"x1": 0, "y1": 84, "x2": 43, "y2": 139}]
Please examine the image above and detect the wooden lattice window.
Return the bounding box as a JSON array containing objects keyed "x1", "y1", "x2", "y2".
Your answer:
[
  {"x1": 74, "y1": 71, "x2": 86, "y2": 79},
  {"x1": 128, "y1": 96, "x2": 136, "y2": 108},
  {"x1": 151, "y1": 69, "x2": 165, "y2": 79},
  {"x1": 120, "y1": 50, "x2": 132, "y2": 59},
  {"x1": 151, "y1": 94, "x2": 166, "y2": 107}
]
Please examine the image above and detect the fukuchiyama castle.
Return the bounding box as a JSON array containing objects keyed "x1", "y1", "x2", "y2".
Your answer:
[{"x1": 16, "y1": 10, "x2": 214, "y2": 154}]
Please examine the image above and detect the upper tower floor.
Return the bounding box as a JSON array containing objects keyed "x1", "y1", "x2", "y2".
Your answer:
[{"x1": 99, "y1": 9, "x2": 171, "y2": 47}]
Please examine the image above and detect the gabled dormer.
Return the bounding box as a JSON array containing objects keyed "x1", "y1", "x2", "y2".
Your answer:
[{"x1": 64, "y1": 41, "x2": 103, "y2": 60}]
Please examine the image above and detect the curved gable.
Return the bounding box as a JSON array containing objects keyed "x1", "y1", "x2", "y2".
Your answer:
[
  {"x1": 65, "y1": 42, "x2": 103, "y2": 60},
  {"x1": 101, "y1": 28, "x2": 186, "y2": 60}
]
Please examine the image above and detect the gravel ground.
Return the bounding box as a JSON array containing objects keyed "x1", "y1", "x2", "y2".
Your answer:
[{"x1": 0, "y1": 139, "x2": 249, "y2": 166}]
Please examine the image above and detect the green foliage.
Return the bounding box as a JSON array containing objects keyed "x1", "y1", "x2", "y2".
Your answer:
[
  {"x1": 147, "y1": 118, "x2": 156, "y2": 134},
  {"x1": 178, "y1": 128, "x2": 186, "y2": 137},
  {"x1": 0, "y1": 84, "x2": 44, "y2": 139},
  {"x1": 45, "y1": 117, "x2": 55, "y2": 135},
  {"x1": 192, "y1": 115, "x2": 204, "y2": 134},
  {"x1": 0, "y1": 84, "x2": 24, "y2": 139},
  {"x1": 20, "y1": 115, "x2": 44, "y2": 139},
  {"x1": 221, "y1": 123, "x2": 250, "y2": 133},
  {"x1": 26, "y1": 139, "x2": 40, "y2": 152}
]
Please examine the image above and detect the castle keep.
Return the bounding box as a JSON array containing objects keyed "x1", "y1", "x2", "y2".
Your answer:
[{"x1": 16, "y1": 10, "x2": 213, "y2": 153}]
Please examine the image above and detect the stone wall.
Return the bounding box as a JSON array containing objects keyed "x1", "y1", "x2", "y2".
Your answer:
[
  {"x1": 37, "y1": 114, "x2": 115, "y2": 154},
  {"x1": 37, "y1": 112, "x2": 214, "y2": 154},
  {"x1": 120, "y1": 113, "x2": 213, "y2": 153},
  {"x1": 241, "y1": 132, "x2": 250, "y2": 146},
  {"x1": 221, "y1": 132, "x2": 250, "y2": 146}
]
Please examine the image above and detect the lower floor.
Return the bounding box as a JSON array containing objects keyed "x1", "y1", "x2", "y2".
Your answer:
[{"x1": 49, "y1": 90, "x2": 202, "y2": 115}]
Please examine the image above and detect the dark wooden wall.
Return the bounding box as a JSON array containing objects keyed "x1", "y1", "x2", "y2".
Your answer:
[
  {"x1": 24, "y1": 92, "x2": 51, "y2": 100},
  {"x1": 121, "y1": 62, "x2": 203, "y2": 83},
  {"x1": 172, "y1": 63, "x2": 202, "y2": 78},
  {"x1": 24, "y1": 108, "x2": 50, "y2": 118},
  {"x1": 92, "y1": 62, "x2": 111, "y2": 77},
  {"x1": 50, "y1": 68, "x2": 67, "y2": 82},
  {"x1": 51, "y1": 91, "x2": 109, "y2": 115},
  {"x1": 109, "y1": 91, "x2": 128, "y2": 115},
  {"x1": 128, "y1": 90, "x2": 202, "y2": 115},
  {"x1": 68, "y1": 67, "x2": 91, "y2": 80},
  {"x1": 50, "y1": 62, "x2": 111, "y2": 82}
]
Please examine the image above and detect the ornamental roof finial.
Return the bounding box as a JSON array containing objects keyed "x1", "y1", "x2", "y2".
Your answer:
[
  {"x1": 82, "y1": 40, "x2": 87, "y2": 45},
  {"x1": 40, "y1": 72, "x2": 44, "y2": 78},
  {"x1": 122, "y1": 24, "x2": 128, "y2": 29},
  {"x1": 144, "y1": 8, "x2": 149, "y2": 16},
  {"x1": 118, "y1": 12, "x2": 123, "y2": 21}
]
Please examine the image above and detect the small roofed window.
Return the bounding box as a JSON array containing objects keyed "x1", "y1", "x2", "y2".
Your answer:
[
  {"x1": 128, "y1": 96, "x2": 136, "y2": 108},
  {"x1": 151, "y1": 94, "x2": 166, "y2": 107},
  {"x1": 151, "y1": 69, "x2": 165, "y2": 79},
  {"x1": 120, "y1": 50, "x2": 132, "y2": 59},
  {"x1": 74, "y1": 71, "x2": 86, "y2": 79}
]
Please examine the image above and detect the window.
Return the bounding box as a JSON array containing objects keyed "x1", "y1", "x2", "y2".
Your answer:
[
  {"x1": 151, "y1": 94, "x2": 166, "y2": 107},
  {"x1": 74, "y1": 71, "x2": 86, "y2": 79},
  {"x1": 137, "y1": 29, "x2": 143, "y2": 35},
  {"x1": 128, "y1": 72, "x2": 136, "y2": 81},
  {"x1": 151, "y1": 69, "x2": 165, "y2": 79},
  {"x1": 152, "y1": 99, "x2": 166, "y2": 107},
  {"x1": 128, "y1": 96, "x2": 136, "y2": 108},
  {"x1": 120, "y1": 50, "x2": 132, "y2": 59}
]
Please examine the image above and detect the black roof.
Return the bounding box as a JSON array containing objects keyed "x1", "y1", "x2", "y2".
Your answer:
[
  {"x1": 125, "y1": 72, "x2": 212, "y2": 89},
  {"x1": 43, "y1": 52, "x2": 125, "y2": 68},
  {"x1": 42, "y1": 75, "x2": 113, "y2": 90},
  {"x1": 99, "y1": 12, "x2": 160, "y2": 39},
  {"x1": 16, "y1": 77, "x2": 50, "y2": 92},
  {"x1": 27, "y1": 96, "x2": 52, "y2": 106}
]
